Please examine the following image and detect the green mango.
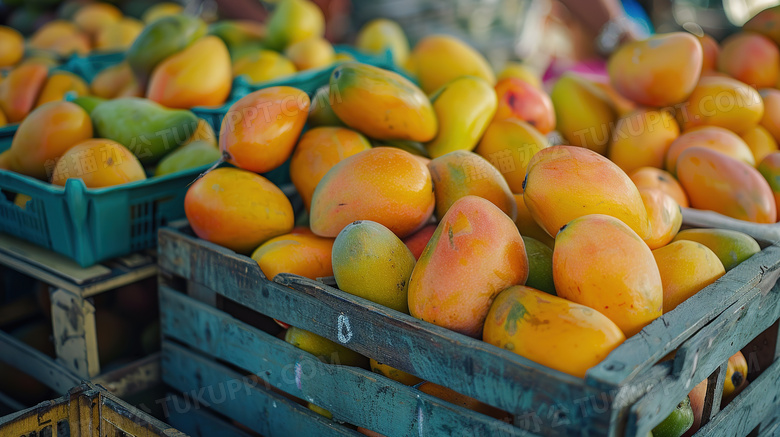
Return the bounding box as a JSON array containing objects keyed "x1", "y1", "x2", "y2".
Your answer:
[
  {"x1": 307, "y1": 85, "x2": 344, "y2": 128},
  {"x1": 92, "y1": 98, "x2": 199, "y2": 165},
  {"x1": 70, "y1": 96, "x2": 106, "y2": 115},
  {"x1": 522, "y1": 236, "x2": 556, "y2": 296},
  {"x1": 126, "y1": 14, "x2": 207, "y2": 85},
  {"x1": 154, "y1": 140, "x2": 221, "y2": 176},
  {"x1": 208, "y1": 20, "x2": 266, "y2": 55},
  {"x1": 652, "y1": 396, "x2": 694, "y2": 437},
  {"x1": 264, "y1": 0, "x2": 324, "y2": 51}
]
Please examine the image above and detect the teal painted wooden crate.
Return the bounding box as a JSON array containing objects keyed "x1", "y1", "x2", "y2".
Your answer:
[{"x1": 157, "y1": 221, "x2": 780, "y2": 436}]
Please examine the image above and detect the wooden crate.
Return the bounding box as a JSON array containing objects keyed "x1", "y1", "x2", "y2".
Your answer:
[
  {"x1": 157, "y1": 224, "x2": 780, "y2": 436},
  {"x1": 0, "y1": 382, "x2": 185, "y2": 436},
  {"x1": 682, "y1": 208, "x2": 780, "y2": 245}
]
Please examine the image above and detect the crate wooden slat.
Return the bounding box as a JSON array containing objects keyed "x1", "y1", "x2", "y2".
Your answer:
[
  {"x1": 166, "y1": 398, "x2": 255, "y2": 437},
  {"x1": 0, "y1": 329, "x2": 81, "y2": 394}
]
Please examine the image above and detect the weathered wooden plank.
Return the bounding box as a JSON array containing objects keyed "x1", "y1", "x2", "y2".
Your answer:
[
  {"x1": 167, "y1": 398, "x2": 253, "y2": 437},
  {"x1": 625, "y1": 280, "x2": 780, "y2": 436},
  {"x1": 50, "y1": 287, "x2": 101, "y2": 377},
  {"x1": 157, "y1": 227, "x2": 610, "y2": 435},
  {"x1": 92, "y1": 353, "x2": 161, "y2": 398},
  {"x1": 696, "y1": 358, "x2": 780, "y2": 437},
  {"x1": 588, "y1": 245, "x2": 780, "y2": 389},
  {"x1": 162, "y1": 341, "x2": 363, "y2": 437},
  {"x1": 704, "y1": 363, "x2": 727, "y2": 424},
  {"x1": 100, "y1": 394, "x2": 187, "y2": 437},
  {"x1": 159, "y1": 286, "x2": 532, "y2": 437},
  {"x1": 682, "y1": 208, "x2": 780, "y2": 245},
  {"x1": 0, "y1": 329, "x2": 81, "y2": 394}
]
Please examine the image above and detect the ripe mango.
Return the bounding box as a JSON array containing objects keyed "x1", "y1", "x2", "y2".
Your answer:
[
  {"x1": 0, "y1": 62, "x2": 49, "y2": 123},
  {"x1": 91, "y1": 62, "x2": 135, "y2": 99},
  {"x1": 524, "y1": 145, "x2": 649, "y2": 239},
  {"x1": 483, "y1": 286, "x2": 625, "y2": 378},
  {"x1": 28, "y1": 20, "x2": 89, "y2": 56},
  {"x1": 142, "y1": 2, "x2": 184, "y2": 24},
  {"x1": 672, "y1": 229, "x2": 760, "y2": 272},
  {"x1": 608, "y1": 32, "x2": 702, "y2": 107},
  {"x1": 497, "y1": 62, "x2": 542, "y2": 89},
  {"x1": 233, "y1": 50, "x2": 296, "y2": 83},
  {"x1": 356, "y1": 19, "x2": 410, "y2": 66},
  {"x1": 329, "y1": 62, "x2": 437, "y2": 142},
  {"x1": 744, "y1": 6, "x2": 780, "y2": 45},
  {"x1": 307, "y1": 85, "x2": 343, "y2": 127},
  {"x1": 264, "y1": 0, "x2": 324, "y2": 51},
  {"x1": 147, "y1": 35, "x2": 232, "y2": 109},
  {"x1": 410, "y1": 34, "x2": 495, "y2": 94},
  {"x1": 73, "y1": 2, "x2": 121, "y2": 39},
  {"x1": 475, "y1": 119, "x2": 547, "y2": 193},
  {"x1": 408, "y1": 196, "x2": 528, "y2": 338},
  {"x1": 309, "y1": 147, "x2": 435, "y2": 238},
  {"x1": 493, "y1": 77, "x2": 555, "y2": 134},
  {"x1": 95, "y1": 17, "x2": 144, "y2": 51},
  {"x1": 183, "y1": 119, "x2": 217, "y2": 148},
  {"x1": 35, "y1": 72, "x2": 89, "y2": 107},
  {"x1": 154, "y1": 141, "x2": 222, "y2": 177},
  {"x1": 718, "y1": 32, "x2": 779, "y2": 89},
  {"x1": 680, "y1": 76, "x2": 763, "y2": 133},
  {"x1": 369, "y1": 359, "x2": 421, "y2": 386},
  {"x1": 588, "y1": 75, "x2": 637, "y2": 117},
  {"x1": 522, "y1": 237, "x2": 555, "y2": 296},
  {"x1": 332, "y1": 221, "x2": 416, "y2": 313},
  {"x1": 758, "y1": 152, "x2": 780, "y2": 218},
  {"x1": 698, "y1": 34, "x2": 719, "y2": 72},
  {"x1": 51, "y1": 139, "x2": 147, "y2": 188},
  {"x1": 428, "y1": 150, "x2": 516, "y2": 220},
  {"x1": 741, "y1": 125, "x2": 778, "y2": 163},
  {"x1": 550, "y1": 73, "x2": 617, "y2": 155},
  {"x1": 289, "y1": 127, "x2": 371, "y2": 211},
  {"x1": 553, "y1": 214, "x2": 663, "y2": 337},
  {"x1": 219, "y1": 86, "x2": 309, "y2": 174},
  {"x1": 608, "y1": 109, "x2": 680, "y2": 175},
  {"x1": 185, "y1": 167, "x2": 294, "y2": 254},
  {"x1": 92, "y1": 97, "x2": 198, "y2": 165},
  {"x1": 126, "y1": 14, "x2": 207, "y2": 85},
  {"x1": 760, "y1": 88, "x2": 780, "y2": 144},
  {"x1": 677, "y1": 147, "x2": 776, "y2": 223},
  {"x1": 653, "y1": 241, "x2": 725, "y2": 313},
  {"x1": 514, "y1": 194, "x2": 555, "y2": 248},
  {"x1": 208, "y1": 20, "x2": 266, "y2": 55},
  {"x1": 666, "y1": 126, "x2": 755, "y2": 175},
  {"x1": 0, "y1": 26, "x2": 23, "y2": 67},
  {"x1": 7, "y1": 101, "x2": 92, "y2": 180},
  {"x1": 402, "y1": 224, "x2": 436, "y2": 260},
  {"x1": 284, "y1": 326, "x2": 367, "y2": 367},
  {"x1": 251, "y1": 233, "x2": 334, "y2": 280},
  {"x1": 285, "y1": 37, "x2": 335, "y2": 71},
  {"x1": 640, "y1": 189, "x2": 682, "y2": 250}
]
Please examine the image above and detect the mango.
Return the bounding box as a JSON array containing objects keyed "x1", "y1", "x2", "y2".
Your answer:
[
  {"x1": 588, "y1": 75, "x2": 637, "y2": 117},
  {"x1": 91, "y1": 62, "x2": 135, "y2": 99},
  {"x1": 551, "y1": 73, "x2": 617, "y2": 155},
  {"x1": 51, "y1": 139, "x2": 147, "y2": 188},
  {"x1": 251, "y1": 233, "x2": 333, "y2": 280},
  {"x1": 69, "y1": 96, "x2": 104, "y2": 115},
  {"x1": 126, "y1": 14, "x2": 207, "y2": 85},
  {"x1": 428, "y1": 150, "x2": 516, "y2": 220},
  {"x1": 285, "y1": 37, "x2": 335, "y2": 71},
  {"x1": 0, "y1": 108, "x2": 6, "y2": 127},
  {"x1": 684, "y1": 379, "x2": 709, "y2": 437},
  {"x1": 698, "y1": 34, "x2": 719, "y2": 72},
  {"x1": 760, "y1": 88, "x2": 780, "y2": 144},
  {"x1": 678, "y1": 147, "x2": 776, "y2": 223},
  {"x1": 408, "y1": 196, "x2": 528, "y2": 338},
  {"x1": 483, "y1": 286, "x2": 625, "y2": 378},
  {"x1": 7, "y1": 101, "x2": 92, "y2": 180},
  {"x1": 284, "y1": 326, "x2": 367, "y2": 367},
  {"x1": 233, "y1": 50, "x2": 297, "y2": 83},
  {"x1": 142, "y1": 2, "x2": 184, "y2": 24},
  {"x1": 497, "y1": 62, "x2": 542, "y2": 89},
  {"x1": 329, "y1": 62, "x2": 437, "y2": 142},
  {"x1": 608, "y1": 32, "x2": 702, "y2": 107},
  {"x1": 35, "y1": 72, "x2": 89, "y2": 107},
  {"x1": 0, "y1": 62, "x2": 49, "y2": 123},
  {"x1": 608, "y1": 109, "x2": 680, "y2": 175},
  {"x1": 402, "y1": 224, "x2": 436, "y2": 260},
  {"x1": 289, "y1": 127, "x2": 371, "y2": 211},
  {"x1": 654, "y1": 397, "x2": 695, "y2": 437},
  {"x1": 522, "y1": 236, "x2": 555, "y2": 296},
  {"x1": 0, "y1": 26, "x2": 23, "y2": 67},
  {"x1": 425, "y1": 76, "x2": 497, "y2": 158},
  {"x1": 264, "y1": 0, "x2": 325, "y2": 51},
  {"x1": 154, "y1": 141, "x2": 221, "y2": 176},
  {"x1": 718, "y1": 32, "x2": 779, "y2": 89},
  {"x1": 672, "y1": 229, "x2": 760, "y2": 272},
  {"x1": 641, "y1": 189, "x2": 682, "y2": 250},
  {"x1": 219, "y1": 86, "x2": 309, "y2": 173},
  {"x1": 182, "y1": 119, "x2": 217, "y2": 148},
  {"x1": 356, "y1": 19, "x2": 410, "y2": 66},
  {"x1": 514, "y1": 193, "x2": 555, "y2": 248},
  {"x1": 680, "y1": 76, "x2": 763, "y2": 133},
  {"x1": 475, "y1": 118, "x2": 548, "y2": 193},
  {"x1": 758, "y1": 152, "x2": 780, "y2": 218},
  {"x1": 652, "y1": 241, "x2": 725, "y2": 313},
  {"x1": 369, "y1": 359, "x2": 422, "y2": 386},
  {"x1": 417, "y1": 382, "x2": 510, "y2": 421},
  {"x1": 493, "y1": 77, "x2": 555, "y2": 134},
  {"x1": 741, "y1": 125, "x2": 778, "y2": 163},
  {"x1": 147, "y1": 35, "x2": 232, "y2": 109},
  {"x1": 309, "y1": 147, "x2": 434, "y2": 238},
  {"x1": 332, "y1": 220, "x2": 416, "y2": 313},
  {"x1": 208, "y1": 20, "x2": 266, "y2": 54},
  {"x1": 92, "y1": 97, "x2": 198, "y2": 165},
  {"x1": 308, "y1": 85, "x2": 343, "y2": 127},
  {"x1": 308, "y1": 403, "x2": 332, "y2": 419},
  {"x1": 553, "y1": 214, "x2": 663, "y2": 337},
  {"x1": 73, "y1": 2, "x2": 121, "y2": 38},
  {"x1": 723, "y1": 352, "x2": 749, "y2": 400},
  {"x1": 95, "y1": 17, "x2": 144, "y2": 51},
  {"x1": 524, "y1": 145, "x2": 649, "y2": 239},
  {"x1": 185, "y1": 167, "x2": 294, "y2": 254},
  {"x1": 29, "y1": 20, "x2": 84, "y2": 52},
  {"x1": 744, "y1": 6, "x2": 780, "y2": 43},
  {"x1": 630, "y1": 167, "x2": 690, "y2": 209},
  {"x1": 666, "y1": 126, "x2": 755, "y2": 175},
  {"x1": 410, "y1": 34, "x2": 495, "y2": 94}
]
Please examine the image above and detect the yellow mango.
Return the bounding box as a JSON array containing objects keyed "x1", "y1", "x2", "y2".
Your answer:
[
  {"x1": 680, "y1": 76, "x2": 763, "y2": 134},
  {"x1": 264, "y1": 0, "x2": 325, "y2": 51},
  {"x1": 551, "y1": 73, "x2": 617, "y2": 155},
  {"x1": 425, "y1": 76, "x2": 497, "y2": 158},
  {"x1": 672, "y1": 229, "x2": 760, "y2": 272},
  {"x1": 652, "y1": 241, "x2": 725, "y2": 313},
  {"x1": 35, "y1": 72, "x2": 90, "y2": 107},
  {"x1": 370, "y1": 359, "x2": 422, "y2": 386},
  {"x1": 475, "y1": 118, "x2": 548, "y2": 193},
  {"x1": 251, "y1": 233, "x2": 334, "y2": 280},
  {"x1": 629, "y1": 167, "x2": 690, "y2": 208},
  {"x1": 740, "y1": 125, "x2": 778, "y2": 163},
  {"x1": 284, "y1": 37, "x2": 335, "y2": 71},
  {"x1": 95, "y1": 18, "x2": 144, "y2": 51},
  {"x1": 497, "y1": 62, "x2": 542, "y2": 89},
  {"x1": 514, "y1": 194, "x2": 555, "y2": 248},
  {"x1": 233, "y1": 50, "x2": 297, "y2": 83},
  {"x1": 640, "y1": 188, "x2": 682, "y2": 250},
  {"x1": 410, "y1": 34, "x2": 495, "y2": 94},
  {"x1": 608, "y1": 109, "x2": 680, "y2": 175},
  {"x1": 356, "y1": 19, "x2": 410, "y2": 66},
  {"x1": 0, "y1": 26, "x2": 23, "y2": 67},
  {"x1": 666, "y1": 126, "x2": 754, "y2": 175}
]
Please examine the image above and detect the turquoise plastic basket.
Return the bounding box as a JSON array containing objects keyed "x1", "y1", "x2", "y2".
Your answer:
[{"x1": 61, "y1": 51, "x2": 126, "y2": 83}]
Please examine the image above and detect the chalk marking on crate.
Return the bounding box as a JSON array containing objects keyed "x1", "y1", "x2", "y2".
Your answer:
[{"x1": 337, "y1": 314, "x2": 353, "y2": 344}]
